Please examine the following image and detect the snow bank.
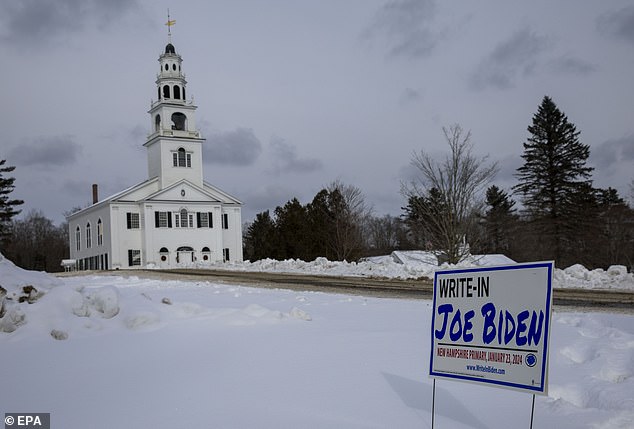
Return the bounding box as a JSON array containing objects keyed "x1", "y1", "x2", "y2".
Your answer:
[
  {"x1": 0, "y1": 252, "x2": 62, "y2": 332},
  {"x1": 1, "y1": 251, "x2": 311, "y2": 337},
  {"x1": 188, "y1": 251, "x2": 634, "y2": 290},
  {"x1": 555, "y1": 264, "x2": 634, "y2": 290},
  {"x1": 0, "y1": 252, "x2": 61, "y2": 294}
]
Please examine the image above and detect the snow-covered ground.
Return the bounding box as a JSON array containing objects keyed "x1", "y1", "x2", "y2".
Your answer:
[{"x1": 1, "y1": 252, "x2": 633, "y2": 428}]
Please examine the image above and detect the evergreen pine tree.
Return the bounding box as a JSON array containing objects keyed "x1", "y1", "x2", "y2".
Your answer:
[
  {"x1": 513, "y1": 96, "x2": 593, "y2": 265},
  {"x1": 482, "y1": 185, "x2": 517, "y2": 255},
  {"x1": 244, "y1": 210, "x2": 278, "y2": 261},
  {"x1": 0, "y1": 159, "x2": 24, "y2": 245}
]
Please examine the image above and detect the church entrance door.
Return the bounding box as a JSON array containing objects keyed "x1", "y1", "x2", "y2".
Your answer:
[{"x1": 176, "y1": 246, "x2": 195, "y2": 265}]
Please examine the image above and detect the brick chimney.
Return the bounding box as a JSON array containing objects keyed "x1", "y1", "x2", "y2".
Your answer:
[{"x1": 92, "y1": 184, "x2": 99, "y2": 204}]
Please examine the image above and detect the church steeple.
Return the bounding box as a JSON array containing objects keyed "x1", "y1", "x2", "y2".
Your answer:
[{"x1": 144, "y1": 20, "x2": 205, "y2": 189}]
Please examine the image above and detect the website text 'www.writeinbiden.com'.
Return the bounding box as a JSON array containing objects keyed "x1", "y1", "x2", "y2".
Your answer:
[{"x1": 466, "y1": 364, "x2": 506, "y2": 375}]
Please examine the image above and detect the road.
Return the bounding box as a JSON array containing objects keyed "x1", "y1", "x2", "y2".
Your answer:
[{"x1": 61, "y1": 268, "x2": 634, "y2": 313}]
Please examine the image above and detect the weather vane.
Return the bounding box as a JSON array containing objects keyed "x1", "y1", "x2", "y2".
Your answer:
[{"x1": 165, "y1": 9, "x2": 176, "y2": 42}]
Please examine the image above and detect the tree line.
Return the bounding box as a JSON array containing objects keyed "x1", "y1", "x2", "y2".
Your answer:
[
  {"x1": 246, "y1": 96, "x2": 634, "y2": 269},
  {"x1": 2, "y1": 95, "x2": 634, "y2": 271}
]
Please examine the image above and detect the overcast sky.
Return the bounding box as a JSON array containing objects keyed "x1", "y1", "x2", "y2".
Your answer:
[{"x1": 2, "y1": 0, "x2": 633, "y2": 225}]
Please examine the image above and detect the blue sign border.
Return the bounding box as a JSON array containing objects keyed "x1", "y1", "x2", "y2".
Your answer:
[{"x1": 429, "y1": 261, "x2": 554, "y2": 394}]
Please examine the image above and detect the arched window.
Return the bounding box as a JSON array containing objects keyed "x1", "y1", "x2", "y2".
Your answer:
[
  {"x1": 182, "y1": 87, "x2": 186, "y2": 100},
  {"x1": 158, "y1": 87, "x2": 161, "y2": 100},
  {"x1": 86, "y1": 222, "x2": 92, "y2": 249},
  {"x1": 180, "y1": 209, "x2": 188, "y2": 223},
  {"x1": 75, "y1": 226, "x2": 81, "y2": 251},
  {"x1": 173, "y1": 147, "x2": 191, "y2": 168},
  {"x1": 173, "y1": 85, "x2": 181, "y2": 99},
  {"x1": 163, "y1": 85, "x2": 170, "y2": 99},
  {"x1": 160, "y1": 247, "x2": 169, "y2": 253},
  {"x1": 97, "y1": 219, "x2": 103, "y2": 246},
  {"x1": 202, "y1": 246, "x2": 211, "y2": 261},
  {"x1": 155, "y1": 114, "x2": 161, "y2": 132},
  {"x1": 171, "y1": 112, "x2": 186, "y2": 131}
]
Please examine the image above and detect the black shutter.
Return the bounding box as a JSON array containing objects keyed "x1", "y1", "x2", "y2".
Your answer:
[
  {"x1": 127, "y1": 212, "x2": 131, "y2": 229},
  {"x1": 128, "y1": 250, "x2": 133, "y2": 266},
  {"x1": 167, "y1": 212, "x2": 172, "y2": 228},
  {"x1": 155, "y1": 212, "x2": 160, "y2": 228},
  {"x1": 196, "y1": 212, "x2": 201, "y2": 228},
  {"x1": 209, "y1": 212, "x2": 213, "y2": 228}
]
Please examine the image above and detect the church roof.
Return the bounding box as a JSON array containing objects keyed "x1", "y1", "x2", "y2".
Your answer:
[{"x1": 66, "y1": 177, "x2": 242, "y2": 221}]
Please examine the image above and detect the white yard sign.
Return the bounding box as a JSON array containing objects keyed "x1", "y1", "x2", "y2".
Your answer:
[{"x1": 429, "y1": 262, "x2": 554, "y2": 395}]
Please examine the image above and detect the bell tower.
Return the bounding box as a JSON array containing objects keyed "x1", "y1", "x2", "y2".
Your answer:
[{"x1": 144, "y1": 17, "x2": 205, "y2": 189}]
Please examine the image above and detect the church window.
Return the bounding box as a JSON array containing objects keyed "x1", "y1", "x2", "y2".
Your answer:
[
  {"x1": 165, "y1": 64, "x2": 169, "y2": 71},
  {"x1": 175, "y1": 209, "x2": 194, "y2": 228},
  {"x1": 182, "y1": 87, "x2": 186, "y2": 100},
  {"x1": 128, "y1": 249, "x2": 141, "y2": 266},
  {"x1": 86, "y1": 222, "x2": 92, "y2": 248},
  {"x1": 223, "y1": 248, "x2": 230, "y2": 262},
  {"x1": 163, "y1": 85, "x2": 170, "y2": 99},
  {"x1": 155, "y1": 114, "x2": 161, "y2": 132},
  {"x1": 97, "y1": 219, "x2": 103, "y2": 246},
  {"x1": 173, "y1": 148, "x2": 192, "y2": 168},
  {"x1": 172, "y1": 64, "x2": 177, "y2": 71},
  {"x1": 173, "y1": 85, "x2": 181, "y2": 99},
  {"x1": 171, "y1": 112, "x2": 186, "y2": 131},
  {"x1": 197, "y1": 212, "x2": 213, "y2": 228},
  {"x1": 155, "y1": 211, "x2": 172, "y2": 228},
  {"x1": 126, "y1": 212, "x2": 140, "y2": 229},
  {"x1": 158, "y1": 87, "x2": 161, "y2": 100},
  {"x1": 75, "y1": 226, "x2": 81, "y2": 251},
  {"x1": 222, "y1": 213, "x2": 229, "y2": 229}
]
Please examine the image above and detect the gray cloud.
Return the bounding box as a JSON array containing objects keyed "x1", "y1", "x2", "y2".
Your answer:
[
  {"x1": 597, "y1": 6, "x2": 634, "y2": 45},
  {"x1": 269, "y1": 137, "x2": 323, "y2": 175},
  {"x1": 243, "y1": 184, "x2": 297, "y2": 216},
  {"x1": 548, "y1": 55, "x2": 597, "y2": 76},
  {"x1": 399, "y1": 87, "x2": 423, "y2": 106},
  {"x1": 363, "y1": 0, "x2": 440, "y2": 60},
  {"x1": 204, "y1": 127, "x2": 263, "y2": 166},
  {"x1": 470, "y1": 28, "x2": 549, "y2": 90},
  {"x1": 591, "y1": 135, "x2": 634, "y2": 169},
  {"x1": 0, "y1": 0, "x2": 140, "y2": 48},
  {"x1": 8, "y1": 136, "x2": 82, "y2": 167}
]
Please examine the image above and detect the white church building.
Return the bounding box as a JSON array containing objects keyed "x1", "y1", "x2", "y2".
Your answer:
[{"x1": 68, "y1": 39, "x2": 243, "y2": 270}]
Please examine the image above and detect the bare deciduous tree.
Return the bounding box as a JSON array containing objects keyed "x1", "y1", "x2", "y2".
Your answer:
[
  {"x1": 402, "y1": 124, "x2": 498, "y2": 264},
  {"x1": 326, "y1": 180, "x2": 373, "y2": 261}
]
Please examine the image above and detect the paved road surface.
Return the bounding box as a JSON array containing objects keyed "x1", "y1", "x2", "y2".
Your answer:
[{"x1": 58, "y1": 268, "x2": 634, "y2": 313}]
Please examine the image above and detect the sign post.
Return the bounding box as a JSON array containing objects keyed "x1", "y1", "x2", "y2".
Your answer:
[{"x1": 429, "y1": 262, "x2": 554, "y2": 426}]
